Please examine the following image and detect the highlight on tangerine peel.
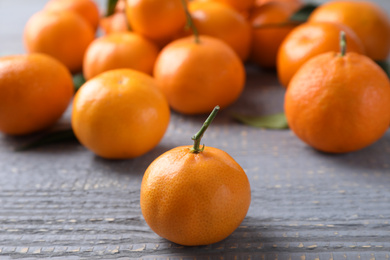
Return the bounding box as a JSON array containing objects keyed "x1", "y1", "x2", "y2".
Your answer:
[{"x1": 140, "y1": 107, "x2": 251, "y2": 246}]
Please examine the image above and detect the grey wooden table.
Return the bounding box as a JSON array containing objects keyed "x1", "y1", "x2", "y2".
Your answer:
[{"x1": 1, "y1": 0, "x2": 390, "y2": 259}]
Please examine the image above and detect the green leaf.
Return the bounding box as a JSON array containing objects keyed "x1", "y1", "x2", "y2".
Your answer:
[
  {"x1": 289, "y1": 3, "x2": 319, "y2": 23},
  {"x1": 73, "y1": 73, "x2": 86, "y2": 92},
  {"x1": 16, "y1": 129, "x2": 78, "y2": 151},
  {"x1": 106, "y1": 0, "x2": 119, "y2": 17},
  {"x1": 231, "y1": 112, "x2": 289, "y2": 129},
  {"x1": 375, "y1": 60, "x2": 390, "y2": 78}
]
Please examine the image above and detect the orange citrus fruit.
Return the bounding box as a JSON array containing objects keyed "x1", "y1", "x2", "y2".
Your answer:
[
  {"x1": 141, "y1": 107, "x2": 251, "y2": 246},
  {"x1": 83, "y1": 32, "x2": 159, "y2": 80},
  {"x1": 308, "y1": 0, "x2": 390, "y2": 61},
  {"x1": 72, "y1": 69, "x2": 170, "y2": 159},
  {"x1": 249, "y1": 1, "x2": 298, "y2": 68},
  {"x1": 285, "y1": 42, "x2": 390, "y2": 153},
  {"x1": 188, "y1": 0, "x2": 252, "y2": 61},
  {"x1": 0, "y1": 53, "x2": 74, "y2": 135},
  {"x1": 154, "y1": 35, "x2": 245, "y2": 115},
  {"x1": 277, "y1": 21, "x2": 365, "y2": 87},
  {"x1": 125, "y1": 0, "x2": 187, "y2": 44},
  {"x1": 24, "y1": 10, "x2": 95, "y2": 73},
  {"x1": 44, "y1": 0, "x2": 101, "y2": 31}
]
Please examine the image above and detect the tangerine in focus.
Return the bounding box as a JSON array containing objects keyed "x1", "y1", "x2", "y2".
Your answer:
[
  {"x1": 83, "y1": 32, "x2": 159, "y2": 80},
  {"x1": 308, "y1": 0, "x2": 390, "y2": 61},
  {"x1": 153, "y1": 35, "x2": 245, "y2": 115},
  {"x1": 188, "y1": 0, "x2": 252, "y2": 61},
  {"x1": 285, "y1": 41, "x2": 390, "y2": 153},
  {"x1": 71, "y1": 69, "x2": 170, "y2": 159},
  {"x1": 141, "y1": 107, "x2": 251, "y2": 246},
  {"x1": 277, "y1": 21, "x2": 365, "y2": 87},
  {"x1": 0, "y1": 53, "x2": 74, "y2": 135},
  {"x1": 44, "y1": 0, "x2": 101, "y2": 31},
  {"x1": 24, "y1": 10, "x2": 95, "y2": 73}
]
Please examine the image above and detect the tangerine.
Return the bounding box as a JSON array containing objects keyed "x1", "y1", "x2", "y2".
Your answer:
[
  {"x1": 249, "y1": 1, "x2": 298, "y2": 68},
  {"x1": 141, "y1": 106, "x2": 251, "y2": 246},
  {"x1": 100, "y1": 0, "x2": 129, "y2": 35},
  {"x1": 253, "y1": 0, "x2": 302, "y2": 11},
  {"x1": 125, "y1": 0, "x2": 187, "y2": 44},
  {"x1": 71, "y1": 69, "x2": 170, "y2": 159},
  {"x1": 211, "y1": 0, "x2": 255, "y2": 12},
  {"x1": 285, "y1": 34, "x2": 390, "y2": 153},
  {"x1": 308, "y1": 0, "x2": 390, "y2": 61},
  {"x1": 0, "y1": 53, "x2": 74, "y2": 135},
  {"x1": 83, "y1": 32, "x2": 159, "y2": 80},
  {"x1": 188, "y1": 0, "x2": 252, "y2": 61},
  {"x1": 154, "y1": 35, "x2": 245, "y2": 115},
  {"x1": 44, "y1": 0, "x2": 101, "y2": 31},
  {"x1": 277, "y1": 21, "x2": 365, "y2": 87},
  {"x1": 24, "y1": 10, "x2": 95, "y2": 73},
  {"x1": 100, "y1": 12, "x2": 129, "y2": 35}
]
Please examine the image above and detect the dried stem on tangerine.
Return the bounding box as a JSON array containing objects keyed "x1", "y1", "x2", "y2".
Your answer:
[
  {"x1": 190, "y1": 105, "x2": 220, "y2": 153},
  {"x1": 106, "y1": 0, "x2": 119, "y2": 17},
  {"x1": 340, "y1": 31, "x2": 346, "y2": 56},
  {"x1": 181, "y1": 0, "x2": 200, "y2": 44}
]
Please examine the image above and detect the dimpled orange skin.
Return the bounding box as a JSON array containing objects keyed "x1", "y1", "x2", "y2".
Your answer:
[
  {"x1": 277, "y1": 21, "x2": 365, "y2": 88},
  {"x1": 188, "y1": 1, "x2": 253, "y2": 61},
  {"x1": 71, "y1": 69, "x2": 170, "y2": 159},
  {"x1": 0, "y1": 53, "x2": 74, "y2": 135},
  {"x1": 141, "y1": 145, "x2": 251, "y2": 246},
  {"x1": 249, "y1": 2, "x2": 298, "y2": 68},
  {"x1": 83, "y1": 32, "x2": 159, "y2": 80},
  {"x1": 153, "y1": 35, "x2": 245, "y2": 115},
  {"x1": 24, "y1": 10, "x2": 95, "y2": 73},
  {"x1": 285, "y1": 52, "x2": 390, "y2": 153},
  {"x1": 308, "y1": 1, "x2": 390, "y2": 61},
  {"x1": 44, "y1": 0, "x2": 101, "y2": 31},
  {"x1": 125, "y1": 0, "x2": 187, "y2": 43}
]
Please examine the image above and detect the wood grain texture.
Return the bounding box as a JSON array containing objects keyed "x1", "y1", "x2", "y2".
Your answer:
[{"x1": 1, "y1": 0, "x2": 390, "y2": 259}]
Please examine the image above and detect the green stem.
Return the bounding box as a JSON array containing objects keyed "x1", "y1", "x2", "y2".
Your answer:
[
  {"x1": 340, "y1": 31, "x2": 346, "y2": 56},
  {"x1": 190, "y1": 106, "x2": 220, "y2": 153},
  {"x1": 180, "y1": 0, "x2": 200, "y2": 44},
  {"x1": 106, "y1": 0, "x2": 119, "y2": 17}
]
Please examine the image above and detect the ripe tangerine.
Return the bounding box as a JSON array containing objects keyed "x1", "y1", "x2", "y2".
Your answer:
[
  {"x1": 141, "y1": 107, "x2": 251, "y2": 246},
  {"x1": 0, "y1": 53, "x2": 74, "y2": 135},
  {"x1": 72, "y1": 69, "x2": 170, "y2": 159}
]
